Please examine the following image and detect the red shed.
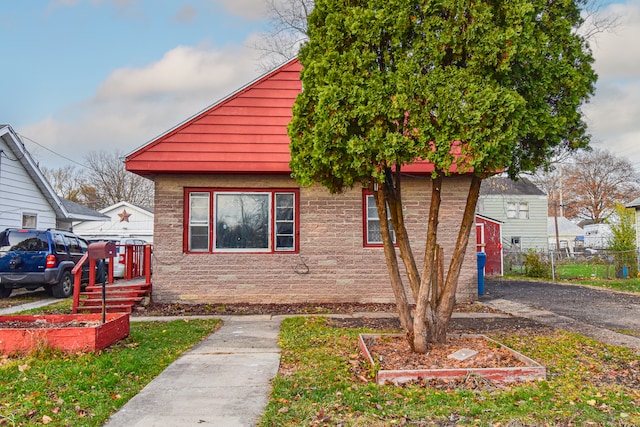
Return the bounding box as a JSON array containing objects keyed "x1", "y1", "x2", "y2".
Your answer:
[{"x1": 476, "y1": 214, "x2": 503, "y2": 276}]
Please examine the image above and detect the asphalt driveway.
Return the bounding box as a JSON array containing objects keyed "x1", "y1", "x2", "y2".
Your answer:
[{"x1": 480, "y1": 278, "x2": 640, "y2": 353}]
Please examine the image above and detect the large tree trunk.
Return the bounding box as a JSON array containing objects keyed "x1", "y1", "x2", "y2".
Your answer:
[
  {"x1": 376, "y1": 171, "x2": 483, "y2": 353},
  {"x1": 374, "y1": 183, "x2": 413, "y2": 337},
  {"x1": 384, "y1": 168, "x2": 421, "y2": 299},
  {"x1": 412, "y1": 173, "x2": 443, "y2": 353},
  {"x1": 429, "y1": 174, "x2": 483, "y2": 343}
]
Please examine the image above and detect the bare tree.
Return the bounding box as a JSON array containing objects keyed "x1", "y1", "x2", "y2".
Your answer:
[
  {"x1": 579, "y1": 0, "x2": 620, "y2": 41},
  {"x1": 254, "y1": 0, "x2": 313, "y2": 70},
  {"x1": 83, "y1": 150, "x2": 154, "y2": 210},
  {"x1": 41, "y1": 165, "x2": 87, "y2": 202},
  {"x1": 561, "y1": 149, "x2": 640, "y2": 223}
]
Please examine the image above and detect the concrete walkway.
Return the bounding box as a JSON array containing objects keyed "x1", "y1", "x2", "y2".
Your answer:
[
  {"x1": 0, "y1": 297, "x2": 58, "y2": 315},
  {"x1": 103, "y1": 315, "x2": 282, "y2": 427}
]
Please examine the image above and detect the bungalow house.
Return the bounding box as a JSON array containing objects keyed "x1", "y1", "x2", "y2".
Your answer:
[
  {"x1": 0, "y1": 124, "x2": 107, "y2": 231},
  {"x1": 476, "y1": 176, "x2": 548, "y2": 252},
  {"x1": 125, "y1": 58, "x2": 478, "y2": 305},
  {"x1": 73, "y1": 201, "x2": 154, "y2": 242},
  {"x1": 626, "y1": 197, "x2": 640, "y2": 249}
]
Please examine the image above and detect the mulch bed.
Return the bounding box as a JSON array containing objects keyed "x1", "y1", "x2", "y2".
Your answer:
[
  {"x1": 0, "y1": 319, "x2": 102, "y2": 329},
  {"x1": 132, "y1": 301, "x2": 504, "y2": 317},
  {"x1": 363, "y1": 334, "x2": 529, "y2": 371}
]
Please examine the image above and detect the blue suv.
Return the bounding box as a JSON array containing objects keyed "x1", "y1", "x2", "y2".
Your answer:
[{"x1": 0, "y1": 228, "x2": 105, "y2": 299}]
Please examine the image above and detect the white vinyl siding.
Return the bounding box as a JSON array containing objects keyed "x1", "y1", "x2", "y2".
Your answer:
[
  {"x1": 477, "y1": 194, "x2": 548, "y2": 251},
  {"x1": 0, "y1": 136, "x2": 57, "y2": 230}
]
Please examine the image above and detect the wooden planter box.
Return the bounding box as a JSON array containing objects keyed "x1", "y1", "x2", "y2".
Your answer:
[
  {"x1": 0, "y1": 313, "x2": 130, "y2": 354},
  {"x1": 359, "y1": 333, "x2": 546, "y2": 385}
]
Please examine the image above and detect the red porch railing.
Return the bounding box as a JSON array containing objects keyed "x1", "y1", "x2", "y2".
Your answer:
[{"x1": 72, "y1": 244, "x2": 152, "y2": 314}]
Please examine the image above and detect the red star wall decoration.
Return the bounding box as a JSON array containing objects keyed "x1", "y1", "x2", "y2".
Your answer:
[{"x1": 118, "y1": 209, "x2": 131, "y2": 222}]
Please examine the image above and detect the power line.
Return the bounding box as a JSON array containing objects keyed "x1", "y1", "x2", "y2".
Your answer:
[{"x1": 17, "y1": 133, "x2": 89, "y2": 169}]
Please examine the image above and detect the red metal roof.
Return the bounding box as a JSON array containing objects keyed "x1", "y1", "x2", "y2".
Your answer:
[
  {"x1": 126, "y1": 58, "x2": 303, "y2": 176},
  {"x1": 125, "y1": 58, "x2": 462, "y2": 177}
]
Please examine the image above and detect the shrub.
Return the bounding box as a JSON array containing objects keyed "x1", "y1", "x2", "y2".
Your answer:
[{"x1": 523, "y1": 249, "x2": 551, "y2": 278}]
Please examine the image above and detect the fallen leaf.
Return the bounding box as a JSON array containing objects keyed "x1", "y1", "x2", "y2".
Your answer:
[
  {"x1": 42, "y1": 415, "x2": 52, "y2": 424},
  {"x1": 18, "y1": 364, "x2": 30, "y2": 372}
]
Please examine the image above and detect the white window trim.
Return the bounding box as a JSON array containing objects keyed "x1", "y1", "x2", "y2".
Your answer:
[
  {"x1": 364, "y1": 193, "x2": 396, "y2": 246},
  {"x1": 186, "y1": 189, "x2": 298, "y2": 254},
  {"x1": 22, "y1": 212, "x2": 37, "y2": 229}
]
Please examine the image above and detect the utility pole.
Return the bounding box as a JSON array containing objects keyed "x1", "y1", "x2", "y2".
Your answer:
[{"x1": 554, "y1": 199, "x2": 561, "y2": 251}]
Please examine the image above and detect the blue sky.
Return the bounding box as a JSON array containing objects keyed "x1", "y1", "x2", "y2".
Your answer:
[{"x1": 2, "y1": 0, "x2": 640, "y2": 172}]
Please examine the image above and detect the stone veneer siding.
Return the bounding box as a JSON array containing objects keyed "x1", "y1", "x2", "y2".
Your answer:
[{"x1": 150, "y1": 174, "x2": 477, "y2": 304}]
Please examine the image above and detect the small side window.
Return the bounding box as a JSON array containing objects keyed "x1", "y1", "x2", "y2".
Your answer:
[
  {"x1": 68, "y1": 237, "x2": 82, "y2": 255},
  {"x1": 53, "y1": 234, "x2": 67, "y2": 254},
  {"x1": 363, "y1": 192, "x2": 395, "y2": 246},
  {"x1": 21, "y1": 213, "x2": 37, "y2": 229}
]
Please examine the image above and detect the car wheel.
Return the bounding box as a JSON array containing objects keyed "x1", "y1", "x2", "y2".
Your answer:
[
  {"x1": 0, "y1": 286, "x2": 12, "y2": 299},
  {"x1": 52, "y1": 271, "x2": 74, "y2": 298}
]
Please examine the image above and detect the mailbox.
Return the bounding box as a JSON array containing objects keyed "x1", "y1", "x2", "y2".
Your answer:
[{"x1": 88, "y1": 241, "x2": 117, "y2": 259}]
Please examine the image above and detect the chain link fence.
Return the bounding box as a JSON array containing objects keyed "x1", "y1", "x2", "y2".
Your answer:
[{"x1": 503, "y1": 247, "x2": 640, "y2": 280}]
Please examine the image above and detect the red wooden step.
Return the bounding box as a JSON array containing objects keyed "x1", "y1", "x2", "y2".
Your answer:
[
  {"x1": 79, "y1": 297, "x2": 141, "y2": 307},
  {"x1": 80, "y1": 290, "x2": 148, "y2": 299},
  {"x1": 84, "y1": 283, "x2": 151, "y2": 293}
]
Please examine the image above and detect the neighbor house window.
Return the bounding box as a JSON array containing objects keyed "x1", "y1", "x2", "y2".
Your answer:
[
  {"x1": 22, "y1": 213, "x2": 37, "y2": 229},
  {"x1": 185, "y1": 189, "x2": 298, "y2": 253},
  {"x1": 506, "y1": 202, "x2": 529, "y2": 219},
  {"x1": 364, "y1": 192, "x2": 396, "y2": 246}
]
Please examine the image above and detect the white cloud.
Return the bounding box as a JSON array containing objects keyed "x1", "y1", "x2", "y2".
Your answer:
[
  {"x1": 210, "y1": 0, "x2": 269, "y2": 20},
  {"x1": 583, "y1": 0, "x2": 640, "y2": 170},
  {"x1": 587, "y1": 0, "x2": 640, "y2": 80},
  {"x1": 94, "y1": 44, "x2": 242, "y2": 101},
  {"x1": 21, "y1": 39, "x2": 266, "y2": 169}
]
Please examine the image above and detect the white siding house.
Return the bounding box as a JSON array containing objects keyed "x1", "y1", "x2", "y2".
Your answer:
[
  {"x1": 548, "y1": 216, "x2": 584, "y2": 254},
  {"x1": 73, "y1": 201, "x2": 153, "y2": 242},
  {"x1": 476, "y1": 176, "x2": 548, "y2": 251},
  {"x1": 625, "y1": 197, "x2": 640, "y2": 249},
  {"x1": 0, "y1": 124, "x2": 106, "y2": 230}
]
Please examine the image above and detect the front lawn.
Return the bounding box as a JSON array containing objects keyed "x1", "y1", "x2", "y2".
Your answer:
[
  {"x1": 0, "y1": 318, "x2": 220, "y2": 426},
  {"x1": 259, "y1": 317, "x2": 640, "y2": 426}
]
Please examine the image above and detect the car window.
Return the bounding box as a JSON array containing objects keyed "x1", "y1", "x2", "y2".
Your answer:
[
  {"x1": 0, "y1": 231, "x2": 49, "y2": 251},
  {"x1": 53, "y1": 234, "x2": 68, "y2": 254},
  {"x1": 79, "y1": 238, "x2": 88, "y2": 253},
  {"x1": 68, "y1": 236, "x2": 83, "y2": 255}
]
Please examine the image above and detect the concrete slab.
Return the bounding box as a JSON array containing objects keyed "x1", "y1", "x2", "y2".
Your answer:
[{"x1": 104, "y1": 316, "x2": 282, "y2": 427}]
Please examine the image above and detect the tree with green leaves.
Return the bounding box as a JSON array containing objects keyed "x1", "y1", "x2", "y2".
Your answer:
[
  {"x1": 607, "y1": 203, "x2": 638, "y2": 278},
  {"x1": 289, "y1": 0, "x2": 596, "y2": 353}
]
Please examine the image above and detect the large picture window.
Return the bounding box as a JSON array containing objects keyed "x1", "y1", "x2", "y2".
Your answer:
[
  {"x1": 363, "y1": 192, "x2": 395, "y2": 246},
  {"x1": 186, "y1": 189, "x2": 298, "y2": 253}
]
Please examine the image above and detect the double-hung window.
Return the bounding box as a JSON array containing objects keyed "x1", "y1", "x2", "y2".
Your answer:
[
  {"x1": 186, "y1": 189, "x2": 298, "y2": 253},
  {"x1": 363, "y1": 192, "x2": 395, "y2": 246},
  {"x1": 506, "y1": 202, "x2": 529, "y2": 219},
  {"x1": 21, "y1": 213, "x2": 37, "y2": 229}
]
